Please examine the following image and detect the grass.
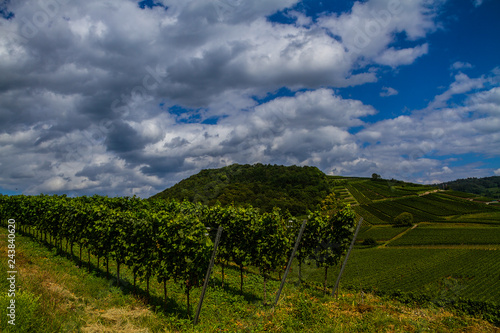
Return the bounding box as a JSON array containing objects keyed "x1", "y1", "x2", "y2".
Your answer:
[{"x1": 1, "y1": 228, "x2": 499, "y2": 332}]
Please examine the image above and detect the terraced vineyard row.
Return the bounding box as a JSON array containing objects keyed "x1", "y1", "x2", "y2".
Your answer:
[
  {"x1": 346, "y1": 179, "x2": 435, "y2": 200},
  {"x1": 343, "y1": 181, "x2": 500, "y2": 225},
  {"x1": 354, "y1": 181, "x2": 415, "y2": 199},
  {"x1": 448, "y1": 211, "x2": 500, "y2": 225},
  {"x1": 350, "y1": 182, "x2": 386, "y2": 201},
  {"x1": 352, "y1": 205, "x2": 386, "y2": 225},
  {"x1": 389, "y1": 226, "x2": 500, "y2": 246},
  {"x1": 335, "y1": 248, "x2": 500, "y2": 303},
  {"x1": 332, "y1": 186, "x2": 357, "y2": 205},
  {"x1": 397, "y1": 195, "x2": 460, "y2": 216},
  {"x1": 427, "y1": 193, "x2": 497, "y2": 214},
  {"x1": 362, "y1": 201, "x2": 440, "y2": 223},
  {"x1": 357, "y1": 226, "x2": 409, "y2": 241},
  {"x1": 345, "y1": 183, "x2": 373, "y2": 205}
]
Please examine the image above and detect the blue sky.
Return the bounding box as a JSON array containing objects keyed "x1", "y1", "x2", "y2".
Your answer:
[{"x1": 0, "y1": 0, "x2": 499, "y2": 197}]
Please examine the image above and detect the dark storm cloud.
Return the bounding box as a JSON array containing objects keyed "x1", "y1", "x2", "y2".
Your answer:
[
  {"x1": 104, "y1": 121, "x2": 150, "y2": 153},
  {"x1": 139, "y1": 155, "x2": 189, "y2": 177},
  {"x1": 75, "y1": 163, "x2": 122, "y2": 181}
]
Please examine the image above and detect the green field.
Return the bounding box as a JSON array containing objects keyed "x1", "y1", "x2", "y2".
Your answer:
[
  {"x1": 321, "y1": 178, "x2": 500, "y2": 309},
  {"x1": 295, "y1": 248, "x2": 500, "y2": 304},
  {"x1": 328, "y1": 177, "x2": 500, "y2": 316},
  {"x1": 388, "y1": 226, "x2": 500, "y2": 246},
  {"x1": 339, "y1": 177, "x2": 500, "y2": 227}
]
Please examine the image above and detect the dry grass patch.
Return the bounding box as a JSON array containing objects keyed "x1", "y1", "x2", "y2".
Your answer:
[{"x1": 82, "y1": 306, "x2": 154, "y2": 333}]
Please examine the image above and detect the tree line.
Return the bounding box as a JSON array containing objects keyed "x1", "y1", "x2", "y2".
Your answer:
[{"x1": 439, "y1": 176, "x2": 500, "y2": 199}]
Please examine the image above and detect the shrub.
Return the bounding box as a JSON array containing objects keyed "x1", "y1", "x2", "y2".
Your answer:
[{"x1": 394, "y1": 212, "x2": 413, "y2": 227}]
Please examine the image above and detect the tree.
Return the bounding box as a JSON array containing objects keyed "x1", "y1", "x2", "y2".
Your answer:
[
  {"x1": 371, "y1": 173, "x2": 381, "y2": 180},
  {"x1": 394, "y1": 212, "x2": 413, "y2": 227}
]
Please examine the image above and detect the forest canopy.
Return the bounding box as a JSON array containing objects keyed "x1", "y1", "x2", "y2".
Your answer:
[
  {"x1": 438, "y1": 176, "x2": 500, "y2": 199},
  {"x1": 150, "y1": 164, "x2": 332, "y2": 215}
]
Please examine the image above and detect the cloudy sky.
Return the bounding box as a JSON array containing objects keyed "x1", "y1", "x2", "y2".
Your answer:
[{"x1": 1, "y1": 0, "x2": 499, "y2": 197}]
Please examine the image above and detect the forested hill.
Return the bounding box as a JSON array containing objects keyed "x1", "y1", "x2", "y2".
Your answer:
[
  {"x1": 438, "y1": 176, "x2": 500, "y2": 199},
  {"x1": 150, "y1": 164, "x2": 331, "y2": 215}
]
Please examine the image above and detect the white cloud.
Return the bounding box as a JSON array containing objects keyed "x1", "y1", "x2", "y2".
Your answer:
[
  {"x1": 451, "y1": 61, "x2": 473, "y2": 70},
  {"x1": 319, "y1": 0, "x2": 441, "y2": 63},
  {"x1": 374, "y1": 44, "x2": 429, "y2": 67},
  {"x1": 356, "y1": 70, "x2": 500, "y2": 182},
  {"x1": 380, "y1": 86, "x2": 399, "y2": 97},
  {"x1": 427, "y1": 73, "x2": 485, "y2": 109},
  {"x1": 472, "y1": 0, "x2": 484, "y2": 7},
  {"x1": 495, "y1": 168, "x2": 500, "y2": 176},
  {"x1": 430, "y1": 166, "x2": 453, "y2": 177}
]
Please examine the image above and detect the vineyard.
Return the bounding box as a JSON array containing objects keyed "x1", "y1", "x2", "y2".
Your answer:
[
  {"x1": 324, "y1": 175, "x2": 500, "y2": 326},
  {"x1": 388, "y1": 226, "x2": 500, "y2": 246},
  {"x1": 357, "y1": 225, "x2": 409, "y2": 242},
  {"x1": 0, "y1": 194, "x2": 356, "y2": 320},
  {"x1": 2, "y1": 231, "x2": 497, "y2": 332},
  {"x1": 327, "y1": 248, "x2": 500, "y2": 303},
  {"x1": 1, "y1": 169, "x2": 500, "y2": 331},
  {"x1": 337, "y1": 177, "x2": 500, "y2": 226}
]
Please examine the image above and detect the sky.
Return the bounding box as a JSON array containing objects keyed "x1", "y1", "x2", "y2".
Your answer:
[{"x1": 0, "y1": 0, "x2": 499, "y2": 198}]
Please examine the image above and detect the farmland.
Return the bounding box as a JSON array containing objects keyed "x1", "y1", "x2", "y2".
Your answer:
[
  {"x1": 294, "y1": 248, "x2": 500, "y2": 303},
  {"x1": 325, "y1": 175, "x2": 500, "y2": 322},
  {"x1": 358, "y1": 225, "x2": 409, "y2": 241},
  {"x1": 388, "y1": 226, "x2": 500, "y2": 246}
]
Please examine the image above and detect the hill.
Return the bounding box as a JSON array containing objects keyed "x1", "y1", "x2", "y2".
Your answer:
[
  {"x1": 437, "y1": 176, "x2": 500, "y2": 200},
  {"x1": 151, "y1": 163, "x2": 331, "y2": 215}
]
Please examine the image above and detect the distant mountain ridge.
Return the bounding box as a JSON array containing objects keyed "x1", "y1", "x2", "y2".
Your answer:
[{"x1": 150, "y1": 163, "x2": 331, "y2": 215}]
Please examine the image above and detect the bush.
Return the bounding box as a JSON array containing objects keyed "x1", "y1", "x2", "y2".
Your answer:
[{"x1": 394, "y1": 212, "x2": 413, "y2": 227}]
